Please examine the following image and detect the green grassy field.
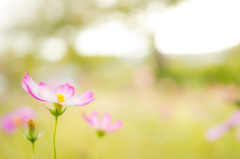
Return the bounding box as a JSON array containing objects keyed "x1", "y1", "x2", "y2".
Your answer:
[{"x1": 1, "y1": 82, "x2": 239, "y2": 159}]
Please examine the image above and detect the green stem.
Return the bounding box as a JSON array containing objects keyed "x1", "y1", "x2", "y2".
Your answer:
[
  {"x1": 94, "y1": 137, "x2": 102, "y2": 159},
  {"x1": 53, "y1": 116, "x2": 58, "y2": 159},
  {"x1": 32, "y1": 142, "x2": 35, "y2": 159}
]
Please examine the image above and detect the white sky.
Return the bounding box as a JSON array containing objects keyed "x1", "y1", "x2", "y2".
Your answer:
[
  {"x1": 1, "y1": 0, "x2": 240, "y2": 58},
  {"x1": 39, "y1": 37, "x2": 67, "y2": 61},
  {"x1": 153, "y1": 0, "x2": 240, "y2": 54},
  {"x1": 77, "y1": 0, "x2": 240, "y2": 56},
  {"x1": 0, "y1": 0, "x2": 42, "y2": 30},
  {"x1": 75, "y1": 21, "x2": 149, "y2": 58}
]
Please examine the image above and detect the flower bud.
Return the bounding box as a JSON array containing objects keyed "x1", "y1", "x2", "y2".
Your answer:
[{"x1": 27, "y1": 119, "x2": 36, "y2": 131}]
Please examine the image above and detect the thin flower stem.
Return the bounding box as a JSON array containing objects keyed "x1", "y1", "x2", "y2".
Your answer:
[
  {"x1": 94, "y1": 138, "x2": 102, "y2": 159},
  {"x1": 53, "y1": 116, "x2": 58, "y2": 159},
  {"x1": 32, "y1": 142, "x2": 36, "y2": 159}
]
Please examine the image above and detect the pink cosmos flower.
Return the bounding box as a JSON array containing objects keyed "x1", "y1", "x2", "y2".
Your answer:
[
  {"x1": 205, "y1": 110, "x2": 240, "y2": 142},
  {"x1": 21, "y1": 73, "x2": 95, "y2": 106},
  {"x1": 83, "y1": 112, "x2": 122, "y2": 136},
  {"x1": 1, "y1": 106, "x2": 35, "y2": 133}
]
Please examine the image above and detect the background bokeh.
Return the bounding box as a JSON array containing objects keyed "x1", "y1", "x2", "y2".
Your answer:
[{"x1": 1, "y1": 0, "x2": 240, "y2": 158}]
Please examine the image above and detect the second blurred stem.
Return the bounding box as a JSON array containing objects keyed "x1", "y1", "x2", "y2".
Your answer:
[{"x1": 32, "y1": 141, "x2": 35, "y2": 159}]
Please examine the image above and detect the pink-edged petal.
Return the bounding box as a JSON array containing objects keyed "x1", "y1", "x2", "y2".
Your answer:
[
  {"x1": 1, "y1": 115, "x2": 15, "y2": 133},
  {"x1": 56, "y1": 83, "x2": 75, "y2": 101},
  {"x1": 81, "y1": 91, "x2": 94, "y2": 100},
  {"x1": 226, "y1": 110, "x2": 240, "y2": 127},
  {"x1": 23, "y1": 73, "x2": 38, "y2": 91},
  {"x1": 27, "y1": 85, "x2": 46, "y2": 101},
  {"x1": 90, "y1": 112, "x2": 100, "y2": 129},
  {"x1": 38, "y1": 83, "x2": 58, "y2": 103},
  {"x1": 21, "y1": 80, "x2": 28, "y2": 92},
  {"x1": 83, "y1": 114, "x2": 93, "y2": 125},
  {"x1": 63, "y1": 91, "x2": 95, "y2": 106},
  {"x1": 100, "y1": 113, "x2": 112, "y2": 130},
  {"x1": 23, "y1": 73, "x2": 45, "y2": 101},
  {"x1": 83, "y1": 113, "x2": 100, "y2": 129},
  {"x1": 205, "y1": 123, "x2": 229, "y2": 142},
  {"x1": 106, "y1": 121, "x2": 122, "y2": 132}
]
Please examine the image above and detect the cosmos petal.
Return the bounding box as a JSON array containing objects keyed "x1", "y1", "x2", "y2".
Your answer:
[
  {"x1": 90, "y1": 112, "x2": 100, "y2": 129},
  {"x1": 83, "y1": 112, "x2": 100, "y2": 129},
  {"x1": 83, "y1": 114, "x2": 93, "y2": 125},
  {"x1": 1, "y1": 114, "x2": 15, "y2": 133},
  {"x1": 106, "y1": 121, "x2": 122, "y2": 132},
  {"x1": 1, "y1": 106, "x2": 35, "y2": 134},
  {"x1": 21, "y1": 80, "x2": 28, "y2": 92},
  {"x1": 38, "y1": 83, "x2": 58, "y2": 103},
  {"x1": 205, "y1": 123, "x2": 229, "y2": 142},
  {"x1": 100, "y1": 113, "x2": 112, "y2": 129},
  {"x1": 226, "y1": 110, "x2": 240, "y2": 127},
  {"x1": 56, "y1": 83, "x2": 75, "y2": 101},
  {"x1": 23, "y1": 73, "x2": 45, "y2": 101},
  {"x1": 63, "y1": 91, "x2": 95, "y2": 106}
]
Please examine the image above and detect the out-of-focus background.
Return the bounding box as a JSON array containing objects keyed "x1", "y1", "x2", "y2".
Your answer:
[{"x1": 1, "y1": 0, "x2": 240, "y2": 158}]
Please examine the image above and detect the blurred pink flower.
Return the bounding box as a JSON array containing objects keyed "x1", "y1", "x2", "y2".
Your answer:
[
  {"x1": 1, "y1": 106, "x2": 35, "y2": 133},
  {"x1": 133, "y1": 66, "x2": 155, "y2": 88},
  {"x1": 205, "y1": 110, "x2": 240, "y2": 142},
  {"x1": 206, "y1": 84, "x2": 239, "y2": 104},
  {"x1": 83, "y1": 112, "x2": 122, "y2": 136},
  {"x1": 21, "y1": 72, "x2": 95, "y2": 106}
]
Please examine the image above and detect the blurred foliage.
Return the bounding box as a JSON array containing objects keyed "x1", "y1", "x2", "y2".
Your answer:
[
  {"x1": 152, "y1": 46, "x2": 240, "y2": 85},
  {"x1": 1, "y1": 0, "x2": 240, "y2": 158}
]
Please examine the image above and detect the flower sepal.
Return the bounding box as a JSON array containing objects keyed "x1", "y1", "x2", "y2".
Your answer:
[
  {"x1": 96, "y1": 130, "x2": 106, "y2": 138},
  {"x1": 43, "y1": 104, "x2": 69, "y2": 117},
  {"x1": 22, "y1": 130, "x2": 44, "y2": 143},
  {"x1": 21, "y1": 130, "x2": 44, "y2": 143}
]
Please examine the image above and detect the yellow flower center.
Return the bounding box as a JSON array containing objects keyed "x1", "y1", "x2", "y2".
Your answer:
[{"x1": 57, "y1": 93, "x2": 65, "y2": 103}]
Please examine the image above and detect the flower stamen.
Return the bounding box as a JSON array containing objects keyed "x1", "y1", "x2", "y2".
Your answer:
[{"x1": 57, "y1": 93, "x2": 65, "y2": 103}]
